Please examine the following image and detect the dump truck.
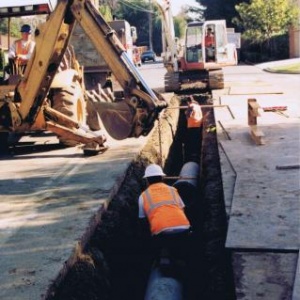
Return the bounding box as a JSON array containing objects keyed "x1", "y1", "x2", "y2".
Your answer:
[
  {"x1": 154, "y1": 0, "x2": 238, "y2": 91},
  {"x1": 0, "y1": 0, "x2": 167, "y2": 155}
]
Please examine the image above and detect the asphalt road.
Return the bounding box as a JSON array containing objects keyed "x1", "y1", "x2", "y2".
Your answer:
[{"x1": 0, "y1": 63, "x2": 163, "y2": 300}]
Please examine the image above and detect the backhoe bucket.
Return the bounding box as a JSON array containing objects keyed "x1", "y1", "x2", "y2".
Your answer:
[{"x1": 91, "y1": 101, "x2": 134, "y2": 140}]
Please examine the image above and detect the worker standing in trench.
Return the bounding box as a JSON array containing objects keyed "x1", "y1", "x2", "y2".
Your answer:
[
  {"x1": 138, "y1": 164, "x2": 192, "y2": 274},
  {"x1": 184, "y1": 96, "x2": 203, "y2": 163}
]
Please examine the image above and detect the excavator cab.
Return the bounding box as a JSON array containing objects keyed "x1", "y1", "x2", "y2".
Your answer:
[{"x1": 182, "y1": 20, "x2": 237, "y2": 71}]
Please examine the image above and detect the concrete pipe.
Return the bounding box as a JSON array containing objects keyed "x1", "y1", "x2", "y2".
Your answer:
[
  {"x1": 144, "y1": 265, "x2": 183, "y2": 300},
  {"x1": 173, "y1": 161, "x2": 200, "y2": 207}
]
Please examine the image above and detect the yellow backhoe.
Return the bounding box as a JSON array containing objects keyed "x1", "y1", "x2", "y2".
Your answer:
[{"x1": 0, "y1": 0, "x2": 167, "y2": 155}]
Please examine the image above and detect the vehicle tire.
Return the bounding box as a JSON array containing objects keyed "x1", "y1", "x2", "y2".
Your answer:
[
  {"x1": 52, "y1": 79, "x2": 87, "y2": 147},
  {"x1": 164, "y1": 71, "x2": 180, "y2": 92},
  {"x1": 208, "y1": 70, "x2": 224, "y2": 90}
]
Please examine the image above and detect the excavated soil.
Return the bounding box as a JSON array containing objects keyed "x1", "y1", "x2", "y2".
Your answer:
[{"x1": 46, "y1": 93, "x2": 236, "y2": 300}]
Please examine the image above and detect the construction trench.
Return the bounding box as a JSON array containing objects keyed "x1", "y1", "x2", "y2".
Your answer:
[{"x1": 45, "y1": 91, "x2": 237, "y2": 300}]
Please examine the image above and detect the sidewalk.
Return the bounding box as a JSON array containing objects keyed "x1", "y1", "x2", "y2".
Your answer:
[{"x1": 213, "y1": 62, "x2": 300, "y2": 299}]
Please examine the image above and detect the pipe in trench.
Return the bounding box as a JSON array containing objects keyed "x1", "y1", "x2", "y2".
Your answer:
[
  {"x1": 144, "y1": 266, "x2": 183, "y2": 300},
  {"x1": 173, "y1": 161, "x2": 200, "y2": 207},
  {"x1": 144, "y1": 162, "x2": 200, "y2": 300}
]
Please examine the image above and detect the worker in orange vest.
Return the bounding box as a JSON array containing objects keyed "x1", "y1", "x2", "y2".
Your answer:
[
  {"x1": 138, "y1": 164, "x2": 191, "y2": 268},
  {"x1": 204, "y1": 27, "x2": 215, "y2": 47},
  {"x1": 7, "y1": 24, "x2": 35, "y2": 76},
  {"x1": 184, "y1": 96, "x2": 203, "y2": 162},
  {"x1": 205, "y1": 27, "x2": 215, "y2": 62}
]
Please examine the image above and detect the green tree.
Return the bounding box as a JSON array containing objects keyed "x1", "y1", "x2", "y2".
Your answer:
[
  {"x1": 174, "y1": 16, "x2": 187, "y2": 39},
  {"x1": 234, "y1": 0, "x2": 299, "y2": 43},
  {"x1": 106, "y1": 0, "x2": 198, "y2": 54},
  {"x1": 0, "y1": 18, "x2": 20, "y2": 37},
  {"x1": 195, "y1": 0, "x2": 246, "y2": 27},
  {"x1": 114, "y1": 0, "x2": 161, "y2": 52},
  {"x1": 0, "y1": 19, "x2": 8, "y2": 34},
  {"x1": 99, "y1": 4, "x2": 114, "y2": 21},
  {"x1": 0, "y1": 48, "x2": 5, "y2": 71},
  {"x1": 233, "y1": 0, "x2": 299, "y2": 60},
  {"x1": 173, "y1": 3, "x2": 205, "y2": 22}
]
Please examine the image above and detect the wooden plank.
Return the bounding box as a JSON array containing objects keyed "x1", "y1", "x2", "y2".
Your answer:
[
  {"x1": 248, "y1": 98, "x2": 260, "y2": 125},
  {"x1": 250, "y1": 125, "x2": 265, "y2": 145},
  {"x1": 276, "y1": 165, "x2": 300, "y2": 170}
]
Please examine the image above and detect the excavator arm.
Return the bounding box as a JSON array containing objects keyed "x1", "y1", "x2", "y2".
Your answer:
[
  {"x1": 153, "y1": 0, "x2": 178, "y2": 73},
  {"x1": 12, "y1": 0, "x2": 167, "y2": 142}
]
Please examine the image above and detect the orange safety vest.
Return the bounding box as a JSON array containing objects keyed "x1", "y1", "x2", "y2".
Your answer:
[
  {"x1": 142, "y1": 182, "x2": 190, "y2": 235},
  {"x1": 205, "y1": 35, "x2": 215, "y2": 47},
  {"x1": 187, "y1": 103, "x2": 203, "y2": 128},
  {"x1": 15, "y1": 40, "x2": 31, "y2": 65}
]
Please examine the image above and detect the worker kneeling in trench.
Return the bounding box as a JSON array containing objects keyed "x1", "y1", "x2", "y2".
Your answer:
[{"x1": 138, "y1": 164, "x2": 192, "y2": 277}]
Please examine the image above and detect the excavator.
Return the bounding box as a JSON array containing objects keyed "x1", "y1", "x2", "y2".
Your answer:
[
  {"x1": 154, "y1": 0, "x2": 238, "y2": 92},
  {"x1": 0, "y1": 0, "x2": 167, "y2": 155}
]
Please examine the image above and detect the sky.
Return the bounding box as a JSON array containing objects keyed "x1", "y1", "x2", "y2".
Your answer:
[{"x1": 170, "y1": 0, "x2": 200, "y2": 16}]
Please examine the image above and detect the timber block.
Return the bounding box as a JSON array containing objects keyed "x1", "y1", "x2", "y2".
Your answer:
[
  {"x1": 248, "y1": 98, "x2": 261, "y2": 125},
  {"x1": 248, "y1": 98, "x2": 265, "y2": 145},
  {"x1": 250, "y1": 125, "x2": 265, "y2": 145}
]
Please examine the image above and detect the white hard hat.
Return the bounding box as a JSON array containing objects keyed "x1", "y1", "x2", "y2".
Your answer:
[{"x1": 143, "y1": 164, "x2": 166, "y2": 178}]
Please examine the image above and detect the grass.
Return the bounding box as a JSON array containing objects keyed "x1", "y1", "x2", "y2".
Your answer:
[{"x1": 266, "y1": 62, "x2": 300, "y2": 74}]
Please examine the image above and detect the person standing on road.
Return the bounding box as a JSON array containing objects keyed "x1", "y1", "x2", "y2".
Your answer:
[
  {"x1": 184, "y1": 96, "x2": 203, "y2": 162},
  {"x1": 138, "y1": 164, "x2": 191, "y2": 264}
]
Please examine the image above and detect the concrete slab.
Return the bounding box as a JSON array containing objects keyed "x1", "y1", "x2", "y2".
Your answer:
[
  {"x1": 214, "y1": 63, "x2": 300, "y2": 299},
  {"x1": 214, "y1": 87, "x2": 300, "y2": 250},
  {"x1": 222, "y1": 124, "x2": 300, "y2": 250},
  {"x1": 229, "y1": 85, "x2": 283, "y2": 95},
  {"x1": 0, "y1": 137, "x2": 147, "y2": 300},
  {"x1": 232, "y1": 252, "x2": 298, "y2": 300}
]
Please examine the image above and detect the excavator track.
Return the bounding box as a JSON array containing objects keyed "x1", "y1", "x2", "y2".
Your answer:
[
  {"x1": 164, "y1": 71, "x2": 180, "y2": 92},
  {"x1": 208, "y1": 69, "x2": 224, "y2": 90}
]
